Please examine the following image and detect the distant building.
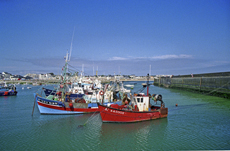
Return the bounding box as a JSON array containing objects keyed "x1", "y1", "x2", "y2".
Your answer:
[
  {"x1": 10, "y1": 75, "x2": 24, "y2": 80},
  {"x1": 39, "y1": 74, "x2": 46, "y2": 80},
  {"x1": 1, "y1": 72, "x2": 12, "y2": 80},
  {"x1": 115, "y1": 75, "x2": 123, "y2": 80},
  {"x1": 38, "y1": 73, "x2": 59, "y2": 80},
  {"x1": 24, "y1": 73, "x2": 39, "y2": 79}
]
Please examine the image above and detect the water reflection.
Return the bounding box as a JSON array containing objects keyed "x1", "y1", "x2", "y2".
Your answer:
[{"x1": 98, "y1": 118, "x2": 168, "y2": 150}]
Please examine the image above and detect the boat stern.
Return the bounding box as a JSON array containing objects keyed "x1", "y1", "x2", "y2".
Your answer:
[{"x1": 160, "y1": 107, "x2": 168, "y2": 117}]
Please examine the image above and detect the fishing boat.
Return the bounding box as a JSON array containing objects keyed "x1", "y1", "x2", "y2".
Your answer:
[
  {"x1": 33, "y1": 51, "x2": 118, "y2": 115},
  {"x1": 0, "y1": 84, "x2": 17, "y2": 96},
  {"x1": 97, "y1": 74, "x2": 168, "y2": 123},
  {"x1": 42, "y1": 75, "x2": 102, "y2": 98},
  {"x1": 34, "y1": 93, "x2": 99, "y2": 114},
  {"x1": 34, "y1": 51, "x2": 100, "y2": 114}
]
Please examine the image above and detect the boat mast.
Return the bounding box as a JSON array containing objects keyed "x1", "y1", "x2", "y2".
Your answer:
[
  {"x1": 82, "y1": 64, "x2": 84, "y2": 77},
  {"x1": 61, "y1": 28, "x2": 75, "y2": 101},
  {"x1": 149, "y1": 65, "x2": 151, "y2": 77},
  {"x1": 147, "y1": 73, "x2": 149, "y2": 96},
  {"x1": 61, "y1": 51, "x2": 69, "y2": 101}
]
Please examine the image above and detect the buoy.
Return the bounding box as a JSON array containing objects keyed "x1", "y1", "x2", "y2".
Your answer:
[
  {"x1": 175, "y1": 104, "x2": 178, "y2": 107},
  {"x1": 99, "y1": 90, "x2": 104, "y2": 95},
  {"x1": 69, "y1": 103, "x2": 73, "y2": 108}
]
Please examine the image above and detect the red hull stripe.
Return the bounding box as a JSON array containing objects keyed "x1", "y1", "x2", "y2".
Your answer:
[{"x1": 37, "y1": 101, "x2": 98, "y2": 113}]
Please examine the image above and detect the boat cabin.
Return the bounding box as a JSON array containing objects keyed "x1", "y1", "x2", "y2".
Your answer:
[
  {"x1": 133, "y1": 93, "x2": 150, "y2": 111},
  {"x1": 70, "y1": 83, "x2": 84, "y2": 94}
]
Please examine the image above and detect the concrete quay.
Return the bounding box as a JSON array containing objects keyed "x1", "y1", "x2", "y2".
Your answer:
[{"x1": 154, "y1": 72, "x2": 230, "y2": 99}]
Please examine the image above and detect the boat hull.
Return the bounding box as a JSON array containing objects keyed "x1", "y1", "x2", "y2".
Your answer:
[
  {"x1": 35, "y1": 95, "x2": 98, "y2": 114},
  {"x1": 0, "y1": 91, "x2": 17, "y2": 96},
  {"x1": 98, "y1": 104, "x2": 168, "y2": 123}
]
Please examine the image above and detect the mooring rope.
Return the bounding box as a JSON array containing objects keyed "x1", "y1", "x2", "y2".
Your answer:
[
  {"x1": 34, "y1": 85, "x2": 45, "y2": 94},
  {"x1": 78, "y1": 109, "x2": 99, "y2": 127},
  {"x1": 134, "y1": 86, "x2": 145, "y2": 94}
]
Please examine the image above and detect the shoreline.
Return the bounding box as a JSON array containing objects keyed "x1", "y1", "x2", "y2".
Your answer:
[{"x1": 1, "y1": 78, "x2": 155, "y2": 85}]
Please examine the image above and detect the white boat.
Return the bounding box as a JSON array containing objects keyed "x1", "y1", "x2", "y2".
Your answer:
[
  {"x1": 32, "y1": 82, "x2": 39, "y2": 86},
  {"x1": 142, "y1": 83, "x2": 147, "y2": 87},
  {"x1": 124, "y1": 84, "x2": 134, "y2": 87}
]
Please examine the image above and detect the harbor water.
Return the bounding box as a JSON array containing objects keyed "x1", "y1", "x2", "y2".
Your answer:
[{"x1": 0, "y1": 82, "x2": 230, "y2": 150}]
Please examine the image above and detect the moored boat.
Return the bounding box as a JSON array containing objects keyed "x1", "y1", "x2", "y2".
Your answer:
[
  {"x1": 34, "y1": 94, "x2": 99, "y2": 114},
  {"x1": 34, "y1": 51, "x2": 101, "y2": 114},
  {"x1": 33, "y1": 51, "x2": 120, "y2": 115},
  {"x1": 97, "y1": 74, "x2": 168, "y2": 123},
  {"x1": 0, "y1": 90, "x2": 18, "y2": 96},
  {"x1": 0, "y1": 84, "x2": 17, "y2": 96}
]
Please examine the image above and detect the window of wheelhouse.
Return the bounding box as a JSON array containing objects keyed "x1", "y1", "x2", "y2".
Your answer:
[{"x1": 136, "y1": 98, "x2": 144, "y2": 103}]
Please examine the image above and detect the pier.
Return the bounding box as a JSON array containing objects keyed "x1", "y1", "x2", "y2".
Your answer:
[{"x1": 153, "y1": 72, "x2": 230, "y2": 98}]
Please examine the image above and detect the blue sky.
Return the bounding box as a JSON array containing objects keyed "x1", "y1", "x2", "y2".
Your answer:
[{"x1": 0, "y1": 0, "x2": 229, "y2": 76}]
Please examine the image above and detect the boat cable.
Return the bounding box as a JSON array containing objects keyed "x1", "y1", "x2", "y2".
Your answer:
[
  {"x1": 67, "y1": 63, "x2": 92, "y2": 76},
  {"x1": 134, "y1": 86, "x2": 146, "y2": 94},
  {"x1": 35, "y1": 81, "x2": 58, "y2": 96},
  {"x1": 78, "y1": 109, "x2": 99, "y2": 127},
  {"x1": 32, "y1": 94, "x2": 37, "y2": 116},
  {"x1": 34, "y1": 84, "x2": 46, "y2": 94}
]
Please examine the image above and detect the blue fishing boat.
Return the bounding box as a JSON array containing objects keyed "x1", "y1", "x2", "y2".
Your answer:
[{"x1": 34, "y1": 93, "x2": 99, "y2": 114}]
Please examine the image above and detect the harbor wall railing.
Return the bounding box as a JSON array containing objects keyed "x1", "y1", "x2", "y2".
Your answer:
[{"x1": 154, "y1": 76, "x2": 230, "y2": 98}]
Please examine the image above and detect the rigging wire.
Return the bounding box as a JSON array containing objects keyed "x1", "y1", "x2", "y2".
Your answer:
[
  {"x1": 69, "y1": 26, "x2": 75, "y2": 62},
  {"x1": 67, "y1": 63, "x2": 92, "y2": 76},
  {"x1": 78, "y1": 109, "x2": 99, "y2": 127}
]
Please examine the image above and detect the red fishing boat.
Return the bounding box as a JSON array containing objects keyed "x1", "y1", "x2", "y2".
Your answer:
[{"x1": 98, "y1": 74, "x2": 168, "y2": 123}]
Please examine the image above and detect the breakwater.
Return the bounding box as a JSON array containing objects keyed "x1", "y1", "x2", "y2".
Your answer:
[{"x1": 154, "y1": 74, "x2": 230, "y2": 98}]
